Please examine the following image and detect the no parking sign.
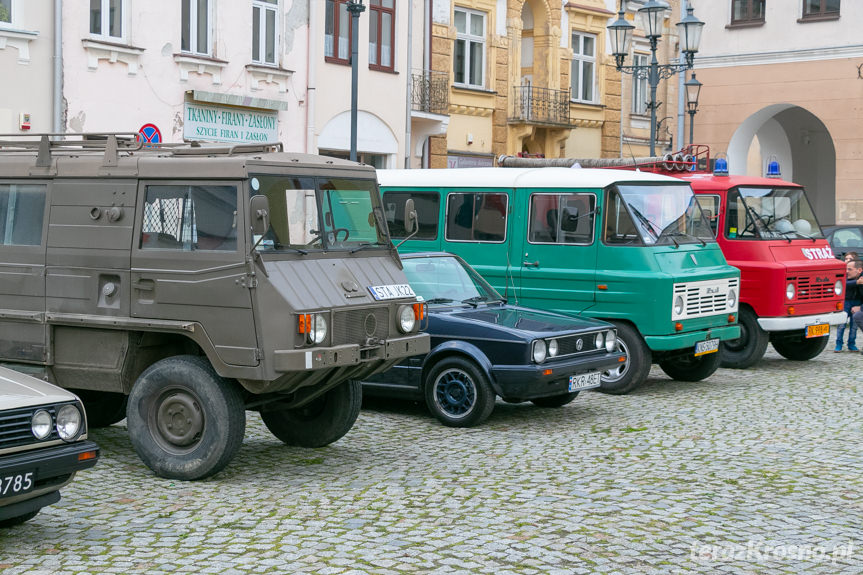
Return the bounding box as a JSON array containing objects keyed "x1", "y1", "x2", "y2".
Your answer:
[{"x1": 137, "y1": 123, "x2": 162, "y2": 145}]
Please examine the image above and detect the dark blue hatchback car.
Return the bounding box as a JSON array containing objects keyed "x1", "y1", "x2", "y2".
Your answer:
[{"x1": 360, "y1": 252, "x2": 626, "y2": 427}]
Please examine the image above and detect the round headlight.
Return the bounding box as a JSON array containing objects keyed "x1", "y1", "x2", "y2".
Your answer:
[
  {"x1": 727, "y1": 288, "x2": 737, "y2": 309},
  {"x1": 673, "y1": 295, "x2": 684, "y2": 316},
  {"x1": 605, "y1": 330, "x2": 617, "y2": 353},
  {"x1": 31, "y1": 409, "x2": 52, "y2": 440},
  {"x1": 835, "y1": 280, "x2": 843, "y2": 296},
  {"x1": 547, "y1": 339, "x2": 558, "y2": 357},
  {"x1": 595, "y1": 332, "x2": 604, "y2": 349},
  {"x1": 398, "y1": 305, "x2": 416, "y2": 333},
  {"x1": 56, "y1": 404, "x2": 82, "y2": 441},
  {"x1": 532, "y1": 340, "x2": 547, "y2": 363},
  {"x1": 309, "y1": 314, "x2": 328, "y2": 345},
  {"x1": 786, "y1": 282, "x2": 795, "y2": 301}
]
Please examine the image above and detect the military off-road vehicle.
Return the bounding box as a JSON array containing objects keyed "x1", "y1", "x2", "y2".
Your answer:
[{"x1": 0, "y1": 133, "x2": 428, "y2": 480}]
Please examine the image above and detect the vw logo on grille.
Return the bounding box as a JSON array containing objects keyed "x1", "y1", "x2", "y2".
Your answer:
[
  {"x1": 576, "y1": 338, "x2": 583, "y2": 351},
  {"x1": 364, "y1": 313, "x2": 378, "y2": 337}
]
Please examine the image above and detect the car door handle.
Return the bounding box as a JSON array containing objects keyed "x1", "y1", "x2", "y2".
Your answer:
[
  {"x1": 523, "y1": 261, "x2": 539, "y2": 267},
  {"x1": 132, "y1": 280, "x2": 155, "y2": 291}
]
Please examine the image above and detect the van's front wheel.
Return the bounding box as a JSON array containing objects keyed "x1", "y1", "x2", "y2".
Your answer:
[
  {"x1": 659, "y1": 350, "x2": 721, "y2": 382},
  {"x1": 261, "y1": 379, "x2": 362, "y2": 447},
  {"x1": 770, "y1": 331, "x2": 830, "y2": 361},
  {"x1": 126, "y1": 355, "x2": 246, "y2": 481},
  {"x1": 598, "y1": 322, "x2": 651, "y2": 395},
  {"x1": 720, "y1": 307, "x2": 768, "y2": 368}
]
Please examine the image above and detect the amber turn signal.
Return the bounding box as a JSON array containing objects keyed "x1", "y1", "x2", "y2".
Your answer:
[
  {"x1": 728, "y1": 314, "x2": 736, "y2": 323},
  {"x1": 674, "y1": 322, "x2": 683, "y2": 331},
  {"x1": 78, "y1": 450, "x2": 97, "y2": 461},
  {"x1": 788, "y1": 306, "x2": 795, "y2": 315}
]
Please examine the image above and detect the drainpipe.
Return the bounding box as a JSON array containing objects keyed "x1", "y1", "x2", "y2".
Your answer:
[
  {"x1": 53, "y1": 0, "x2": 63, "y2": 134},
  {"x1": 676, "y1": 1, "x2": 686, "y2": 151},
  {"x1": 404, "y1": 0, "x2": 413, "y2": 168},
  {"x1": 423, "y1": 0, "x2": 431, "y2": 167},
  {"x1": 306, "y1": 0, "x2": 317, "y2": 154}
]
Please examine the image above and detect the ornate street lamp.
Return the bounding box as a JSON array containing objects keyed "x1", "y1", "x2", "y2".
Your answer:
[
  {"x1": 608, "y1": 1, "x2": 704, "y2": 156},
  {"x1": 685, "y1": 72, "x2": 702, "y2": 146},
  {"x1": 347, "y1": 0, "x2": 365, "y2": 162}
]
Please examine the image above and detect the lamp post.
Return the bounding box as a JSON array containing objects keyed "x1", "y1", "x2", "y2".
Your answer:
[
  {"x1": 608, "y1": 1, "x2": 704, "y2": 156},
  {"x1": 346, "y1": 0, "x2": 366, "y2": 162},
  {"x1": 685, "y1": 72, "x2": 702, "y2": 147}
]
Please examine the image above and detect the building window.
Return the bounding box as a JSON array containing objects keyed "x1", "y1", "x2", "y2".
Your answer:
[
  {"x1": 454, "y1": 7, "x2": 486, "y2": 89},
  {"x1": 181, "y1": 0, "x2": 210, "y2": 55},
  {"x1": 731, "y1": 0, "x2": 766, "y2": 24},
  {"x1": 369, "y1": 0, "x2": 394, "y2": 71},
  {"x1": 802, "y1": 0, "x2": 840, "y2": 17},
  {"x1": 632, "y1": 53, "x2": 648, "y2": 115},
  {"x1": 252, "y1": 0, "x2": 278, "y2": 66},
  {"x1": 570, "y1": 32, "x2": 596, "y2": 103},
  {"x1": 325, "y1": 0, "x2": 350, "y2": 64},
  {"x1": 90, "y1": 0, "x2": 125, "y2": 40},
  {"x1": 0, "y1": 0, "x2": 11, "y2": 25}
]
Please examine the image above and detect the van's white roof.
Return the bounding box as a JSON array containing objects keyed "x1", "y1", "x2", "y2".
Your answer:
[{"x1": 377, "y1": 167, "x2": 684, "y2": 189}]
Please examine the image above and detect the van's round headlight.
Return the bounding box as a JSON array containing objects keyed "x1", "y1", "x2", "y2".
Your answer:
[
  {"x1": 673, "y1": 295, "x2": 684, "y2": 316},
  {"x1": 595, "y1": 332, "x2": 605, "y2": 349},
  {"x1": 727, "y1": 288, "x2": 737, "y2": 309},
  {"x1": 308, "y1": 314, "x2": 328, "y2": 344},
  {"x1": 786, "y1": 282, "x2": 795, "y2": 300},
  {"x1": 532, "y1": 340, "x2": 547, "y2": 363},
  {"x1": 547, "y1": 339, "x2": 558, "y2": 357},
  {"x1": 398, "y1": 305, "x2": 416, "y2": 333},
  {"x1": 56, "y1": 404, "x2": 83, "y2": 441},
  {"x1": 605, "y1": 330, "x2": 617, "y2": 353},
  {"x1": 835, "y1": 280, "x2": 843, "y2": 296},
  {"x1": 31, "y1": 409, "x2": 52, "y2": 439}
]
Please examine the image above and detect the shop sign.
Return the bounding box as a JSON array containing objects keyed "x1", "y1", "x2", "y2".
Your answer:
[{"x1": 183, "y1": 102, "x2": 278, "y2": 144}]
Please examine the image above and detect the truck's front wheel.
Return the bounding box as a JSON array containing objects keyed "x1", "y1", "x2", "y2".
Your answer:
[
  {"x1": 659, "y1": 350, "x2": 721, "y2": 382},
  {"x1": 770, "y1": 331, "x2": 830, "y2": 361},
  {"x1": 126, "y1": 355, "x2": 246, "y2": 481},
  {"x1": 598, "y1": 322, "x2": 652, "y2": 395},
  {"x1": 72, "y1": 389, "x2": 128, "y2": 428},
  {"x1": 261, "y1": 379, "x2": 361, "y2": 447},
  {"x1": 720, "y1": 307, "x2": 768, "y2": 369}
]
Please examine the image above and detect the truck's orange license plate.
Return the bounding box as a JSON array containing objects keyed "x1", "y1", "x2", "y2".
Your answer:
[{"x1": 805, "y1": 323, "x2": 829, "y2": 338}]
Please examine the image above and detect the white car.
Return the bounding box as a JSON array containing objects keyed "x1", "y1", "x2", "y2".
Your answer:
[{"x1": 0, "y1": 367, "x2": 99, "y2": 527}]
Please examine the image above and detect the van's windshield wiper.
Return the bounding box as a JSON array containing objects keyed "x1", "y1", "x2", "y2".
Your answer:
[
  {"x1": 461, "y1": 295, "x2": 488, "y2": 307},
  {"x1": 350, "y1": 242, "x2": 385, "y2": 254},
  {"x1": 664, "y1": 230, "x2": 706, "y2": 247},
  {"x1": 629, "y1": 206, "x2": 661, "y2": 240}
]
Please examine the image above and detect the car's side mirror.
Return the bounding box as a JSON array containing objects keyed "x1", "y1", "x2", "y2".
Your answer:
[
  {"x1": 250, "y1": 195, "x2": 270, "y2": 236},
  {"x1": 404, "y1": 199, "x2": 417, "y2": 236}
]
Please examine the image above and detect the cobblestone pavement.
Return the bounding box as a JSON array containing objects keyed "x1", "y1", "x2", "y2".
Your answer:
[{"x1": 1, "y1": 339, "x2": 861, "y2": 575}]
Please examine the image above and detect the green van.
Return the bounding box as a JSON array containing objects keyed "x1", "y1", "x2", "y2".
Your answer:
[{"x1": 378, "y1": 167, "x2": 741, "y2": 394}]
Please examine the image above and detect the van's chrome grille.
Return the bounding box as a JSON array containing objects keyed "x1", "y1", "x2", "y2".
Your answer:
[
  {"x1": 332, "y1": 308, "x2": 390, "y2": 346},
  {"x1": 0, "y1": 405, "x2": 59, "y2": 450},
  {"x1": 790, "y1": 272, "x2": 843, "y2": 302},
  {"x1": 672, "y1": 277, "x2": 740, "y2": 320}
]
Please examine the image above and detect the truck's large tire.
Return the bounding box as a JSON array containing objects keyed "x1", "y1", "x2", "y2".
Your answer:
[
  {"x1": 770, "y1": 331, "x2": 830, "y2": 361},
  {"x1": 659, "y1": 350, "x2": 721, "y2": 382},
  {"x1": 71, "y1": 389, "x2": 128, "y2": 428},
  {"x1": 720, "y1": 307, "x2": 768, "y2": 369},
  {"x1": 261, "y1": 379, "x2": 362, "y2": 447},
  {"x1": 126, "y1": 355, "x2": 246, "y2": 481},
  {"x1": 597, "y1": 322, "x2": 652, "y2": 395}
]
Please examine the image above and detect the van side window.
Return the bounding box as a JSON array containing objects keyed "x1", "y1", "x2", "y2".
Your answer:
[
  {"x1": 695, "y1": 195, "x2": 720, "y2": 236},
  {"x1": 382, "y1": 191, "x2": 439, "y2": 240},
  {"x1": 141, "y1": 185, "x2": 238, "y2": 251},
  {"x1": 604, "y1": 189, "x2": 642, "y2": 245},
  {"x1": 529, "y1": 193, "x2": 595, "y2": 244},
  {"x1": 0, "y1": 184, "x2": 46, "y2": 246},
  {"x1": 446, "y1": 192, "x2": 507, "y2": 242}
]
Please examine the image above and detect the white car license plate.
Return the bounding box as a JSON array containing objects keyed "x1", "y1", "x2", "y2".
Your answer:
[
  {"x1": 367, "y1": 284, "x2": 416, "y2": 301},
  {"x1": 0, "y1": 471, "x2": 34, "y2": 499},
  {"x1": 694, "y1": 338, "x2": 720, "y2": 357},
  {"x1": 569, "y1": 371, "x2": 601, "y2": 392}
]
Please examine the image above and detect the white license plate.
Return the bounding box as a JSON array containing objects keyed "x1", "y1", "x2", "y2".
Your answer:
[
  {"x1": 0, "y1": 471, "x2": 34, "y2": 499},
  {"x1": 569, "y1": 371, "x2": 601, "y2": 392},
  {"x1": 694, "y1": 338, "x2": 720, "y2": 356},
  {"x1": 367, "y1": 284, "x2": 416, "y2": 301}
]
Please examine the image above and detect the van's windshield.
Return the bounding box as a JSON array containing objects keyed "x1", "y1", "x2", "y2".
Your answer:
[
  {"x1": 726, "y1": 187, "x2": 824, "y2": 240},
  {"x1": 612, "y1": 184, "x2": 714, "y2": 246},
  {"x1": 249, "y1": 175, "x2": 389, "y2": 252}
]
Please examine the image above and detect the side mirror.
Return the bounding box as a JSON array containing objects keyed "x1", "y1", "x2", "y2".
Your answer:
[
  {"x1": 250, "y1": 194, "x2": 270, "y2": 236},
  {"x1": 561, "y1": 206, "x2": 580, "y2": 232},
  {"x1": 404, "y1": 199, "x2": 417, "y2": 236}
]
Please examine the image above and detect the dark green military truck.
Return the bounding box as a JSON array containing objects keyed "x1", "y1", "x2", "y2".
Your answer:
[{"x1": 0, "y1": 134, "x2": 428, "y2": 480}]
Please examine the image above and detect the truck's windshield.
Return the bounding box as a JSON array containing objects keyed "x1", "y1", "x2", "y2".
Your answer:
[
  {"x1": 726, "y1": 187, "x2": 824, "y2": 240},
  {"x1": 612, "y1": 184, "x2": 714, "y2": 246},
  {"x1": 249, "y1": 175, "x2": 389, "y2": 252}
]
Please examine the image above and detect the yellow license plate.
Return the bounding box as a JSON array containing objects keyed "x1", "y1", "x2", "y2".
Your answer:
[{"x1": 805, "y1": 323, "x2": 830, "y2": 338}]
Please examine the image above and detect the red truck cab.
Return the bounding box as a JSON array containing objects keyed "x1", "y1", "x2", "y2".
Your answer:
[{"x1": 676, "y1": 153, "x2": 845, "y2": 367}]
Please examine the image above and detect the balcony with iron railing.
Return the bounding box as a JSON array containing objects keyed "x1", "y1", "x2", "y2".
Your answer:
[
  {"x1": 411, "y1": 70, "x2": 449, "y2": 116},
  {"x1": 509, "y1": 85, "x2": 573, "y2": 127}
]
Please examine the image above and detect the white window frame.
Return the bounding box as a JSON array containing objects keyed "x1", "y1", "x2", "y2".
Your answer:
[
  {"x1": 453, "y1": 7, "x2": 486, "y2": 89},
  {"x1": 90, "y1": 0, "x2": 126, "y2": 42},
  {"x1": 570, "y1": 32, "x2": 597, "y2": 104},
  {"x1": 631, "y1": 52, "x2": 649, "y2": 116},
  {"x1": 252, "y1": 0, "x2": 279, "y2": 66},
  {"x1": 182, "y1": 0, "x2": 212, "y2": 56}
]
